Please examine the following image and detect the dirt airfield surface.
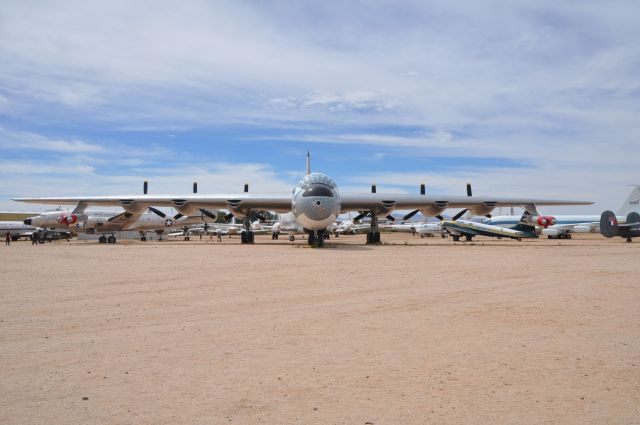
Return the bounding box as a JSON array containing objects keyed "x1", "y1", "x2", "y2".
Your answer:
[{"x1": 1, "y1": 233, "x2": 639, "y2": 424}]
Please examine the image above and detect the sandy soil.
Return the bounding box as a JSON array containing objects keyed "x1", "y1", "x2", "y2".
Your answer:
[{"x1": 1, "y1": 233, "x2": 639, "y2": 424}]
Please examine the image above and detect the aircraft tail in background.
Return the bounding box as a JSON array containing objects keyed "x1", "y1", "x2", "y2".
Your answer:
[{"x1": 616, "y1": 185, "x2": 640, "y2": 216}]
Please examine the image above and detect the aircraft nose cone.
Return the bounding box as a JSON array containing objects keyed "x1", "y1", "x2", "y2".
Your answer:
[{"x1": 23, "y1": 218, "x2": 32, "y2": 225}]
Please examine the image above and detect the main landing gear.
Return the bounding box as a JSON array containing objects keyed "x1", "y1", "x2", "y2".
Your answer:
[
  {"x1": 366, "y1": 215, "x2": 381, "y2": 245},
  {"x1": 99, "y1": 235, "x2": 117, "y2": 244},
  {"x1": 139, "y1": 231, "x2": 147, "y2": 241},
  {"x1": 241, "y1": 216, "x2": 254, "y2": 244}
]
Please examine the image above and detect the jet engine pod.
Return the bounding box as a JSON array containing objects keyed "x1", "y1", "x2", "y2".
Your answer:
[
  {"x1": 536, "y1": 215, "x2": 556, "y2": 228},
  {"x1": 56, "y1": 213, "x2": 78, "y2": 225}
]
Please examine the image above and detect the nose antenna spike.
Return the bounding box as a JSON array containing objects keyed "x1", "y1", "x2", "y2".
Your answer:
[{"x1": 306, "y1": 150, "x2": 311, "y2": 176}]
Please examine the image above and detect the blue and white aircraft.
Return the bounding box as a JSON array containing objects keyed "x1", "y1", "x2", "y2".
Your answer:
[{"x1": 484, "y1": 185, "x2": 640, "y2": 239}]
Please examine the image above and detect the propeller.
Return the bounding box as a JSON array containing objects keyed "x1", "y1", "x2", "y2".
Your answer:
[
  {"x1": 193, "y1": 181, "x2": 197, "y2": 194},
  {"x1": 148, "y1": 206, "x2": 167, "y2": 218},
  {"x1": 402, "y1": 209, "x2": 420, "y2": 221},
  {"x1": 386, "y1": 215, "x2": 396, "y2": 222},
  {"x1": 398, "y1": 184, "x2": 426, "y2": 222},
  {"x1": 371, "y1": 184, "x2": 376, "y2": 194},
  {"x1": 244, "y1": 183, "x2": 249, "y2": 193},
  {"x1": 466, "y1": 183, "x2": 472, "y2": 197},
  {"x1": 452, "y1": 209, "x2": 469, "y2": 221},
  {"x1": 352, "y1": 211, "x2": 368, "y2": 222},
  {"x1": 143, "y1": 180, "x2": 149, "y2": 195},
  {"x1": 199, "y1": 208, "x2": 217, "y2": 220}
]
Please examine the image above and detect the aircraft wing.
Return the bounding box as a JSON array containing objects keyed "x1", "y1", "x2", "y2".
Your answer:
[
  {"x1": 339, "y1": 193, "x2": 592, "y2": 213},
  {"x1": 13, "y1": 194, "x2": 293, "y2": 213},
  {"x1": 551, "y1": 222, "x2": 599, "y2": 232}
]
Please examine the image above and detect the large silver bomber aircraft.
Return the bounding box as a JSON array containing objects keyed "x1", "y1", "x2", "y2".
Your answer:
[{"x1": 14, "y1": 154, "x2": 592, "y2": 247}]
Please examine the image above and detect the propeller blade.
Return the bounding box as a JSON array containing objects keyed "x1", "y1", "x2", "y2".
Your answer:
[
  {"x1": 371, "y1": 184, "x2": 377, "y2": 194},
  {"x1": 435, "y1": 215, "x2": 445, "y2": 221},
  {"x1": 352, "y1": 211, "x2": 368, "y2": 222},
  {"x1": 485, "y1": 214, "x2": 492, "y2": 218},
  {"x1": 193, "y1": 182, "x2": 198, "y2": 194},
  {"x1": 386, "y1": 215, "x2": 396, "y2": 222},
  {"x1": 224, "y1": 212, "x2": 234, "y2": 222},
  {"x1": 148, "y1": 207, "x2": 166, "y2": 218},
  {"x1": 143, "y1": 180, "x2": 148, "y2": 195},
  {"x1": 452, "y1": 209, "x2": 468, "y2": 221},
  {"x1": 173, "y1": 213, "x2": 184, "y2": 220},
  {"x1": 466, "y1": 183, "x2": 472, "y2": 197},
  {"x1": 403, "y1": 209, "x2": 420, "y2": 221},
  {"x1": 199, "y1": 208, "x2": 217, "y2": 220},
  {"x1": 420, "y1": 183, "x2": 426, "y2": 195}
]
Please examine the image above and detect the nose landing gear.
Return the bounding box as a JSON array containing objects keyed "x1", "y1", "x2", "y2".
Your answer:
[{"x1": 307, "y1": 230, "x2": 326, "y2": 247}]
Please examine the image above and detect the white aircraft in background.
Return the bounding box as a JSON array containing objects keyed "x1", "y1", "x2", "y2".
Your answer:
[
  {"x1": 1, "y1": 221, "x2": 38, "y2": 241},
  {"x1": 24, "y1": 209, "x2": 211, "y2": 243},
  {"x1": 14, "y1": 153, "x2": 592, "y2": 247},
  {"x1": 484, "y1": 185, "x2": 640, "y2": 239}
]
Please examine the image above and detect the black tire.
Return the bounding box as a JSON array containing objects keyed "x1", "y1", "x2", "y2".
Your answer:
[
  {"x1": 452, "y1": 235, "x2": 460, "y2": 242},
  {"x1": 308, "y1": 232, "x2": 315, "y2": 245},
  {"x1": 566, "y1": 234, "x2": 572, "y2": 239},
  {"x1": 99, "y1": 236, "x2": 107, "y2": 244},
  {"x1": 465, "y1": 235, "x2": 473, "y2": 242},
  {"x1": 107, "y1": 236, "x2": 116, "y2": 244},
  {"x1": 626, "y1": 238, "x2": 633, "y2": 243},
  {"x1": 241, "y1": 231, "x2": 247, "y2": 244}
]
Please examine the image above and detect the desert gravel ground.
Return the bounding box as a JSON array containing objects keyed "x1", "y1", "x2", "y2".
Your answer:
[{"x1": 1, "y1": 233, "x2": 639, "y2": 424}]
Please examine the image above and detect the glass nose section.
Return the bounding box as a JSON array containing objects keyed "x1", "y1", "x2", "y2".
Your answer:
[{"x1": 302, "y1": 184, "x2": 334, "y2": 198}]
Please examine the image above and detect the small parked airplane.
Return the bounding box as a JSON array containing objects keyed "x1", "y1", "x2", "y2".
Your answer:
[
  {"x1": 600, "y1": 211, "x2": 640, "y2": 242},
  {"x1": 442, "y1": 210, "x2": 538, "y2": 242}
]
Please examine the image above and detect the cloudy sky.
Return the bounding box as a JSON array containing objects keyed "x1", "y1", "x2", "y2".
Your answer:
[{"x1": 1, "y1": 0, "x2": 638, "y2": 214}]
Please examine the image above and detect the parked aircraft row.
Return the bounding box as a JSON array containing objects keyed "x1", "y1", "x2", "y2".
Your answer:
[{"x1": 14, "y1": 153, "x2": 594, "y2": 247}]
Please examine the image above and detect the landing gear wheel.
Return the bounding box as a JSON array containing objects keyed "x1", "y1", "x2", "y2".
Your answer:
[
  {"x1": 465, "y1": 235, "x2": 473, "y2": 242},
  {"x1": 452, "y1": 235, "x2": 460, "y2": 242},
  {"x1": 99, "y1": 236, "x2": 107, "y2": 244},
  {"x1": 307, "y1": 232, "x2": 316, "y2": 246},
  {"x1": 565, "y1": 234, "x2": 572, "y2": 239},
  {"x1": 141, "y1": 236, "x2": 147, "y2": 241},
  {"x1": 366, "y1": 231, "x2": 381, "y2": 244},
  {"x1": 107, "y1": 236, "x2": 116, "y2": 244},
  {"x1": 241, "y1": 230, "x2": 254, "y2": 244},
  {"x1": 626, "y1": 238, "x2": 633, "y2": 243}
]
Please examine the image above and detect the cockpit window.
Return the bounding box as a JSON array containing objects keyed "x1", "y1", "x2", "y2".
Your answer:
[
  {"x1": 302, "y1": 185, "x2": 334, "y2": 197},
  {"x1": 297, "y1": 173, "x2": 337, "y2": 189}
]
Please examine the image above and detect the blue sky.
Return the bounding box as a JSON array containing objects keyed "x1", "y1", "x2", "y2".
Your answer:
[{"x1": 1, "y1": 0, "x2": 639, "y2": 214}]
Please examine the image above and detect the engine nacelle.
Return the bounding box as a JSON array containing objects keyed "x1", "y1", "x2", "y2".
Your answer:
[
  {"x1": 171, "y1": 200, "x2": 198, "y2": 217},
  {"x1": 542, "y1": 228, "x2": 560, "y2": 236},
  {"x1": 468, "y1": 204, "x2": 496, "y2": 216},
  {"x1": 536, "y1": 215, "x2": 556, "y2": 228},
  {"x1": 56, "y1": 213, "x2": 78, "y2": 226},
  {"x1": 420, "y1": 205, "x2": 447, "y2": 216},
  {"x1": 119, "y1": 200, "x2": 148, "y2": 214}
]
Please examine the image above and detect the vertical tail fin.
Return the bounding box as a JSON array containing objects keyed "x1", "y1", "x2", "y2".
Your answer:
[
  {"x1": 616, "y1": 185, "x2": 640, "y2": 216},
  {"x1": 600, "y1": 210, "x2": 619, "y2": 238},
  {"x1": 306, "y1": 150, "x2": 311, "y2": 176}
]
